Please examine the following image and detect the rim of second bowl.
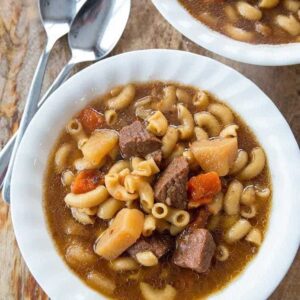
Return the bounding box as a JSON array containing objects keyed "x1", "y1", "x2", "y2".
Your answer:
[
  {"x1": 152, "y1": 0, "x2": 300, "y2": 66},
  {"x1": 10, "y1": 49, "x2": 300, "y2": 300}
]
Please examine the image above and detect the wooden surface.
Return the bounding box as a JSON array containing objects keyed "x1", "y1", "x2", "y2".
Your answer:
[{"x1": 0, "y1": 0, "x2": 299, "y2": 299}]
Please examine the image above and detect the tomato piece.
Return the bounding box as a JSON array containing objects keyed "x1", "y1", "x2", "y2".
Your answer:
[
  {"x1": 71, "y1": 170, "x2": 104, "y2": 194},
  {"x1": 188, "y1": 172, "x2": 221, "y2": 208},
  {"x1": 78, "y1": 107, "x2": 105, "y2": 133}
]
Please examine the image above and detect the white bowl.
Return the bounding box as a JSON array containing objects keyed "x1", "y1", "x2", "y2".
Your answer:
[
  {"x1": 152, "y1": 0, "x2": 300, "y2": 66},
  {"x1": 11, "y1": 50, "x2": 300, "y2": 300}
]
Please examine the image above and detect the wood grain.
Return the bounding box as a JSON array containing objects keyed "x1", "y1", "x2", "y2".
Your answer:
[{"x1": 0, "y1": 0, "x2": 299, "y2": 299}]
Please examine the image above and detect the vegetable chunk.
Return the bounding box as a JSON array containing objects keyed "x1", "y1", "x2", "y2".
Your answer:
[
  {"x1": 79, "y1": 107, "x2": 105, "y2": 133},
  {"x1": 82, "y1": 129, "x2": 118, "y2": 166},
  {"x1": 94, "y1": 208, "x2": 144, "y2": 260},
  {"x1": 188, "y1": 172, "x2": 221, "y2": 208},
  {"x1": 191, "y1": 138, "x2": 237, "y2": 176},
  {"x1": 71, "y1": 170, "x2": 104, "y2": 194}
]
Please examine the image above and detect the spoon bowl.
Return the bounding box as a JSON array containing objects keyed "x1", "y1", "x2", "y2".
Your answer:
[{"x1": 69, "y1": 0, "x2": 131, "y2": 62}]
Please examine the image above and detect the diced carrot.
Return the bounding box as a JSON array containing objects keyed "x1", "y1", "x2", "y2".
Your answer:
[
  {"x1": 71, "y1": 170, "x2": 104, "y2": 194},
  {"x1": 188, "y1": 172, "x2": 221, "y2": 209},
  {"x1": 78, "y1": 107, "x2": 105, "y2": 133}
]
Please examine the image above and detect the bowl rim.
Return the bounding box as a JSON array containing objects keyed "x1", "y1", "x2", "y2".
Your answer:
[
  {"x1": 152, "y1": 0, "x2": 300, "y2": 66},
  {"x1": 10, "y1": 49, "x2": 300, "y2": 300}
]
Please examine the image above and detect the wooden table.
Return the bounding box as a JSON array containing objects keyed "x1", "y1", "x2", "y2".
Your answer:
[{"x1": 0, "y1": 0, "x2": 299, "y2": 299}]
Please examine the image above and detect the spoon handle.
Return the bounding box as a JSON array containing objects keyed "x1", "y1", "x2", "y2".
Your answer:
[
  {"x1": 1, "y1": 39, "x2": 55, "y2": 203},
  {"x1": 0, "y1": 59, "x2": 76, "y2": 194}
]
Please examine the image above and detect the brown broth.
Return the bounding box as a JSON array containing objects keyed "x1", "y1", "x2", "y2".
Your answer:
[
  {"x1": 44, "y1": 82, "x2": 272, "y2": 300},
  {"x1": 179, "y1": 0, "x2": 300, "y2": 44}
]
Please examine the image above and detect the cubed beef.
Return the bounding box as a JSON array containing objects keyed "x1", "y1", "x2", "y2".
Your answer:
[
  {"x1": 173, "y1": 228, "x2": 216, "y2": 273},
  {"x1": 119, "y1": 120, "x2": 162, "y2": 159},
  {"x1": 147, "y1": 149, "x2": 163, "y2": 166},
  {"x1": 154, "y1": 157, "x2": 189, "y2": 209},
  {"x1": 128, "y1": 234, "x2": 173, "y2": 259}
]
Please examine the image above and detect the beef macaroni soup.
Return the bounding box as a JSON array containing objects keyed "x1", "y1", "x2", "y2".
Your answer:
[
  {"x1": 178, "y1": 0, "x2": 300, "y2": 44},
  {"x1": 44, "y1": 82, "x2": 271, "y2": 300}
]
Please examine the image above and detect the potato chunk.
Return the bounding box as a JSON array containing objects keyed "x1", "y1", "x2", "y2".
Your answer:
[
  {"x1": 81, "y1": 129, "x2": 118, "y2": 166},
  {"x1": 191, "y1": 138, "x2": 237, "y2": 176},
  {"x1": 94, "y1": 208, "x2": 144, "y2": 260}
]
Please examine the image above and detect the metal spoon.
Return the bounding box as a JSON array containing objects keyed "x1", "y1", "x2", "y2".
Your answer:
[
  {"x1": 0, "y1": 0, "x2": 86, "y2": 202},
  {"x1": 0, "y1": 0, "x2": 131, "y2": 203}
]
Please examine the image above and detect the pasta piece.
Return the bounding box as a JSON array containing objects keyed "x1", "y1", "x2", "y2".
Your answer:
[
  {"x1": 104, "y1": 109, "x2": 118, "y2": 125},
  {"x1": 245, "y1": 228, "x2": 262, "y2": 246},
  {"x1": 229, "y1": 149, "x2": 248, "y2": 175},
  {"x1": 65, "y1": 185, "x2": 109, "y2": 208},
  {"x1": 161, "y1": 86, "x2": 176, "y2": 111},
  {"x1": 259, "y1": 0, "x2": 279, "y2": 8},
  {"x1": 241, "y1": 204, "x2": 257, "y2": 219},
  {"x1": 255, "y1": 186, "x2": 271, "y2": 199},
  {"x1": 237, "y1": 147, "x2": 265, "y2": 180},
  {"x1": 194, "y1": 112, "x2": 221, "y2": 137},
  {"x1": 176, "y1": 88, "x2": 192, "y2": 104},
  {"x1": 207, "y1": 103, "x2": 234, "y2": 126},
  {"x1": 108, "y1": 84, "x2": 136, "y2": 110},
  {"x1": 81, "y1": 129, "x2": 118, "y2": 167},
  {"x1": 220, "y1": 124, "x2": 239, "y2": 138},
  {"x1": 140, "y1": 282, "x2": 177, "y2": 300},
  {"x1": 241, "y1": 186, "x2": 256, "y2": 205},
  {"x1": 236, "y1": 2, "x2": 262, "y2": 21},
  {"x1": 276, "y1": 14, "x2": 300, "y2": 35},
  {"x1": 136, "y1": 251, "x2": 158, "y2": 266},
  {"x1": 284, "y1": 0, "x2": 300, "y2": 12},
  {"x1": 132, "y1": 157, "x2": 160, "y2": 177},
  {"x1": 66, "y1": 119, "x2": 88, "y2": 149},
  {"x1": 61, "y1": 170, "x2": 75, "y2": 186},
  {"x1": 71, "y1": 207, "x2": 95, "y2": 225},
  {"x1": 147, "y1": 111, "x2": 168, "y2": 136},
  {"x1": 66, "y1": 243, "x2": 96, "y2": 267},
  {"x1": 152, "y1": 203, "x2": 169, "y2": 219},
  {"x1": 225, "y1": 219, "x2": 252, "y2": 243},
  {"x1": 208, "y1": 192, "x2": 224, "y2": 215},
  {"x1": 224, "y1": 24, "x2": 254, "y2": 42},
  {"x1": 86, "y1": 271, "x2": 116, "y2": 295},
  {"x1": 139, "y1": 180, "x2": 155, "y2": 213},
  {"x1": 55, "y1": 143, "x2": 72, "y2": 173},
  {"x1": 161, "y1": 126, "x2": 178, "y2": 158},
  {"x1": 165, "y1": 207, "x2": 190, "y2": 227},
  {"x1": 224, "y1": 180, "x2": 243, "y2": 215},
  {"x1": 94, "y1": 208, "x2": 144, "y2": 260},
  {"x1": 192, "y1": 90, "x2": 209, "y2": 110},
  {"x1": 177, "y1": 103, "x2": 194, "y2": 140},
  {"x1": 216, "y1": 245, "x2": 229, "y2": 261},
  {"x1": 97, "y1": 197, "x2": 125, "y2": 220},
  {"x1": 194, "y1": 126, "x2": 209, "y2": 141},
  {"x1": 110, "y1": 86, "x2": 122, "y2": 97},
  {"x1": 143, "y1": 215, "x2": 156, "y2": 237},
  {"x1": 105, "y1": 173, "x2": 138, "y2": 201},
  {"x1": 109, "y1": 160, "x2": 130, "y2": 174},
  {"x1": 224, "y1": 5, "x2": 239, "y2": 22},
  {"x1": 110, "y1": 257, "x2": 139, "y2": 272},
  {"x1": 166, "y1": 143, "x2": 185, "y2": 163}
]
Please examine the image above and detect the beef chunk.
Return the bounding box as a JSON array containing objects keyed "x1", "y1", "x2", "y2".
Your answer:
[
  {"x1": 119, "y1": 120, "x2": 162, "y2": 159},
  {"x1": 147, "y1": 149, "x2": 163, "y2": 166},
  {"x1": 154, "y1": 157, "x2": 189, "y2": 209},
  {"x1": 173, "y1": 228, "x2": 216, "y2": 273},
  {"x1": 128, "y1": 234, "x2": 173, "y2": 259}
]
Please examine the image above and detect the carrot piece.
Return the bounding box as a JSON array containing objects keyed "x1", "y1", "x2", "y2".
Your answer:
[
  {"x1": 71, "y1": 170, "x2": 104, "y2": 194},
  {"x1": 78, "y1": 107, "x2": 105, "y2": 133},
  {"x1": 188, "y1": 172, "x2": 221, "y2": 208}
]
